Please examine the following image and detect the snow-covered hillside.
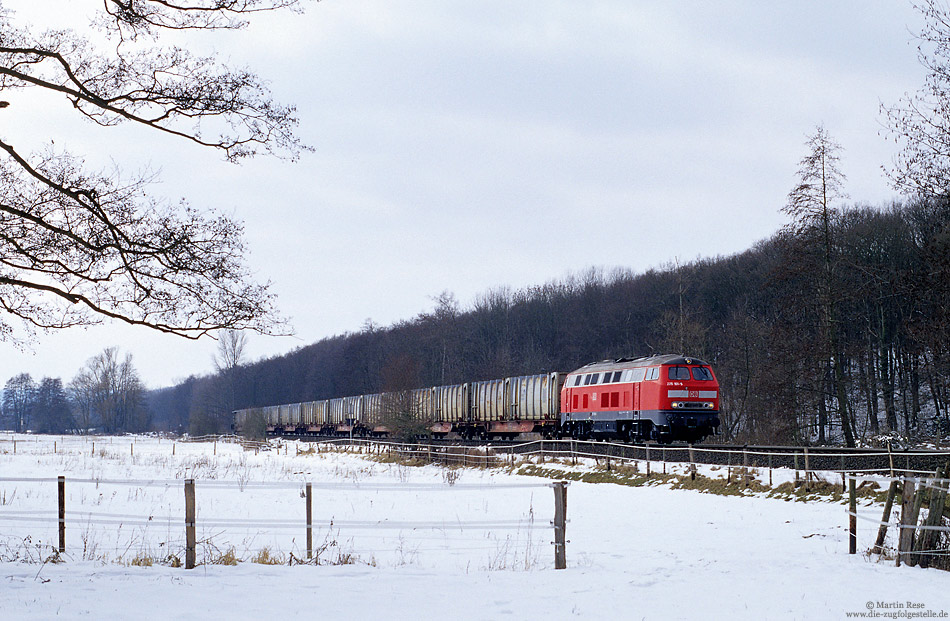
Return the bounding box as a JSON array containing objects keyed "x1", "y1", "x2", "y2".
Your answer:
[{"x1": 1, "y1": 434, "x2": 948, "y2": 620}]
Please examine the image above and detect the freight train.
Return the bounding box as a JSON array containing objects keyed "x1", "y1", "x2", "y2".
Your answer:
[{"x1": 233, "y1": 354, "x2": 721, "y2": 444}]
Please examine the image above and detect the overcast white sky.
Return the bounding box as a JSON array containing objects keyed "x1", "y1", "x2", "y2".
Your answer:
[{"x1": 0, "y1": 1, "x2": 929, "y2": 389}]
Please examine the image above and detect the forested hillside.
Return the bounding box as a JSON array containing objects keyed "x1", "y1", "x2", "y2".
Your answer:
[{"x1": 149, "y1": 198, "x2": 950, "y2": 446}]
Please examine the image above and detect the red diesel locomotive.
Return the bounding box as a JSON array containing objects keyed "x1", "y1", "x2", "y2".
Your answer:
[{"x1": 559, "y1": 354, "x2": 720, "y2": 443}]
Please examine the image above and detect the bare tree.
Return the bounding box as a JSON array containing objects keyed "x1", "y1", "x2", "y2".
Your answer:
[
  {"x1": 783, "y1": 125, "x2": 856, "y2": 446},
  {"x1": 885, "y1": 0, "x2": 950, "y2": 196},
  {"x1": 379, "y1": 354, "x2": 430, "y2": 441},
  {"x1": 214, "y1": 329, "x2": 248, "y2": 374},
  {"x1": 0, "y1": 1, "x2": 307, "y2": 344},
  {"x1": 192, "y1": 328, "x2": 249, "y2": 434},
  {"x1": 70, "y1": 347, "x2": 147, "y2": 433},
  {"x1": 69, "y1": 367, "x2": 97, "y2": 434},
  {"x1": 2, "y1": 372, "x2": 35, "y2": 431},
  {"x1": 32, "y1": 377, "x2": 73, "y2": 434},
  {"x1": 429, "y1": 290, "x2": 459, "y2": 385}
]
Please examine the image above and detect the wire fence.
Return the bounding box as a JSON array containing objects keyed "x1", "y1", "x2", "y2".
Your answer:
[
  {"x1": 845, "y1": 470, "x2": 950, "y2": 568},
  {"x1": 0, "y1": 472, "x2": 565, "y2": 570},
  {"x1": 4, "y1": 432, "x2": 948, "y2": 473},
  {"x1": 296, "y1": 437, "x2": 950, "y2": 484}
]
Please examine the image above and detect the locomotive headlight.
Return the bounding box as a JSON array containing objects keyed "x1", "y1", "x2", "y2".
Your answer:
[
  {"x1": 672, "y1": 402, "x2": 681, "y2": 408},
  {"x1": 704, "y1": 402, "x2": 714, "y2": 409}
]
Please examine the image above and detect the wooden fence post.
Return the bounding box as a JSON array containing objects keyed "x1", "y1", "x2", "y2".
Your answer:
[
  {"x1": 848, "y1": 474, "x2": 856, "y2": 554},
  {"x1": 743, "y1": 448, "x2": 750, "y2": 487},
  {"x1": 58, "y1": 476, "x2": 65, "y2": 553},
  {"x1": 185, "y1": 479, "x2": 196, "y2": 569},
  {"x1": 887, "y1": 441, "x2": 894, "y2": 478},
  {"x1": 803, "y1": 447, "x2": 810, "y2": 492},
  {"x1": 645, "y1": 445, "x2": 651, "y2": 478},
  {"x1": 917, "y1": 464, "x2": 950, "y2": 569},
  {"x1": 688, "y1": 445, "x2": 696, "y2": 481},
  {"x1": 553, "y1": 481, "x2": 568, "y2": 570},
  {"x1": 906, "y1": 478, "x2": 926, "y2": 567},
  {"x1": 306, "y1": 482, "x2": 313, "y2": 560},
  {"x1": 873, "y1": 479, "x2": 899, "y2": 555},
  {"x1": 897, "y1": 476, "x2": 915, "y2": 567}
]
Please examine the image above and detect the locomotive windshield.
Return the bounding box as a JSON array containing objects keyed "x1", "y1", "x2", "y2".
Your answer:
[
  {"x1": 668, "y1": 366, "x2": 691, "y2": 380},
  {"x1": 668, "y1": 366, "x2": 714, "y2": 381}
]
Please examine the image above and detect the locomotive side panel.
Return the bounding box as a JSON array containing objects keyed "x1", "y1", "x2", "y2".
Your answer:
[{"x1": 561, "y1": 355, "x2": 720, "y2": 442}]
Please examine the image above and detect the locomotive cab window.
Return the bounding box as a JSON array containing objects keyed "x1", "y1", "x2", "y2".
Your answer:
[
  {"x1": 668, "y1": 366, "x2": 691, "y2": 381},
  {"x1": 691, "y1": 367, "x2": 713, "y2": 381}
]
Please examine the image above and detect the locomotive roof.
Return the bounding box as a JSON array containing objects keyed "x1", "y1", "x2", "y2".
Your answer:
[{"x1": 567, "y1": 354, "x2": 710, "y2": 375}]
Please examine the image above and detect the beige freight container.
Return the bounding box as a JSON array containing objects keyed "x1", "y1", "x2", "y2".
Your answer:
[
  {"x1": 263, "y1": 405, "x2": 280, "y2": 427},
  {"x1": 328, "y1": 398, "x2": 345, "y2": 425},
  {"x1": 279, "y1": 403, "x2": 301, "y2": 427},
  {"x1": 471, "y1": 378, "x2": 506, "y2": 422},
  {"x1": 363, "y1": 393, "x2": 383, "y2": 426},
  {"x1": 233, "y1": 408, "x2": 256, "y2": 432},
  {"x1": 342, "y1": 395, "x2": 362, "y2": 423},
  {"x1": 508, "y1": 373, "x2": 563, "y2": 421},
  {"x1": 436, "y1": 384, "x2": 468, "y2": 422},
  {"x1": 301, "y1": 400, "x2": 329, "y2": 427},
  {"x1": 410, "y1": 387, "x2": 436, "y2": 422}
]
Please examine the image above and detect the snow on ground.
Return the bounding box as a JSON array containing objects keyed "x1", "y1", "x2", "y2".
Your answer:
[{"x1": 1, "y1": 434, "x2": 949, "y2": 621}]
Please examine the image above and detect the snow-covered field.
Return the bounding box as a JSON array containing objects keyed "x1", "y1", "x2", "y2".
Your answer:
[{"x1": 1, "y1": 434, "x2": 948, "y2": 621}]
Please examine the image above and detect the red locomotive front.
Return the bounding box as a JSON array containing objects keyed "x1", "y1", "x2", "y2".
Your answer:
[{"x1": 560, "y1": 354, "x2": 720, "y2": 443}]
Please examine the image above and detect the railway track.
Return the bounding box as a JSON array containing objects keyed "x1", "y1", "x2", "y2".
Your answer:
[{"x1": 283, "y1": 434, "x2": 950, "y2": 475}]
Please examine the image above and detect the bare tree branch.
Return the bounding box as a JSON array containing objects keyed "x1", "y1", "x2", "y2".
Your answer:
[{"x1": 0, "y1": 1, "x2": 306, "y2": 343}]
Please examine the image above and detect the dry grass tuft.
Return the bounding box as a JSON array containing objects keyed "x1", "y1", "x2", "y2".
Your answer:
[
  {"x1": 252, "y1": 547, "x2": 285, "y2": 565},
  {"x1": 129, "y1": 552, "x2": 153, "y2": 567},
  {"x1": 210, "y1": 547, "x2": 239, "y2": 566}
]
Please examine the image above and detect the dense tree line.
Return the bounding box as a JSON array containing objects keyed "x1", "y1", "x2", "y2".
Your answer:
[{"x1": 144, "y1": 196, "x2": 950, "y2": 445}]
